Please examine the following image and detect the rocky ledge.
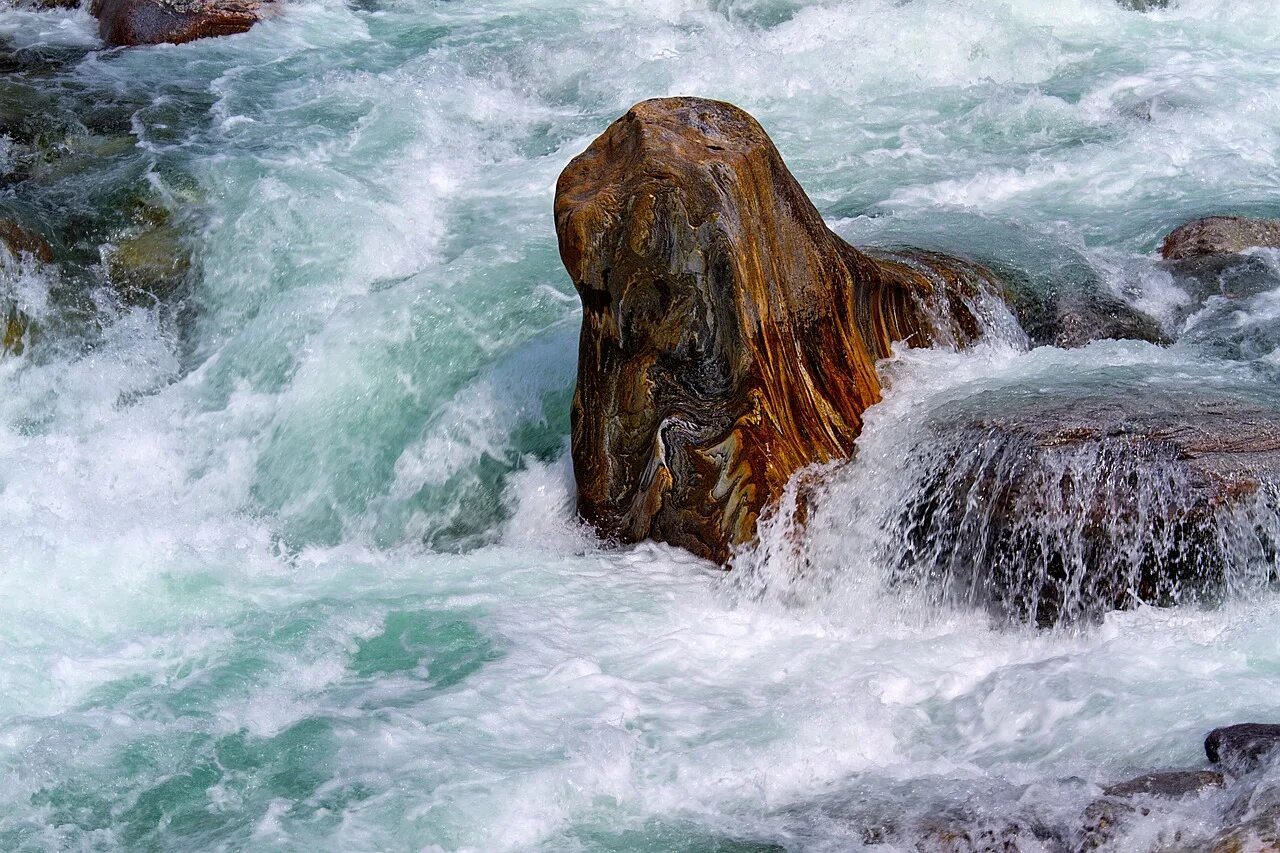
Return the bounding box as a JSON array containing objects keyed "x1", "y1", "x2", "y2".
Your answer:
[
  {"x1": 93, "y1": 0, "x2": 263, "y2": 47},
  {"x1": 1162, "y1": 215, "x2": 1280, "y2": 261},
  {"x1": 888, "y1": 386, "x2": 1280, "y2": 625}
]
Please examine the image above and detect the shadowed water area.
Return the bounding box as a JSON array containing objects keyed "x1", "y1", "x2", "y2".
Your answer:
[{"x1": 2, "y1": 0, "x2": 1280, "y2": 850}]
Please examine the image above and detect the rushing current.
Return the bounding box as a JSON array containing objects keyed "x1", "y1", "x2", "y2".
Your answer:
[{"x1": 3, "y1": 0, "x2": 1280, "y2": 849}]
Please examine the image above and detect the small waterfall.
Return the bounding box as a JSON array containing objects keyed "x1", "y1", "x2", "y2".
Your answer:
[
  {"x1": 883, "y1": 417, "x2": 1280, "y2": 625},
  {"x1": 735, "y1": 346, "x2": 1280, "y2": 627}
]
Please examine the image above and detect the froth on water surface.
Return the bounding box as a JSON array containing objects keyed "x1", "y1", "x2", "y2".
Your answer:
[{"x1": 3, "y1": 0, "x2": 1280, "y2": 849}]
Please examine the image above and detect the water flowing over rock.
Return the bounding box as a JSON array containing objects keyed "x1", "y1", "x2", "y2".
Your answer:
[
  {"x1": 93, "y1": 0, "x2": 261, "y2": 47},
  {"x1": 1162, "y1": 216, "x2": 1280, "y2": 261},
  {"x1": 1003, "y1": 277, "x2": 1169, "y2": 349},
  {"x1": 885, "y1": 388, "x2": 1280, "y2": 625},
  {"x1": 0, "y1": 219, "x2": 53, "y2": 264},
  {"x1": 0, "y1": 219, "x2": 50, "y2": 358},
  {"x1": 555, "y1": 97, "x2": 1006, "y2": 562},
  {"x1": 1206, "y1": 724, "x2": 1280, "y2": 776}
]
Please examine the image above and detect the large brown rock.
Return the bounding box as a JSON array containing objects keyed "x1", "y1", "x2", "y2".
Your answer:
[
  {"x1": 1161, "y1": 216, "x2": 1280, "y2": 261},
  {"x1": 93, "y1": 0, "x2": 261, "y2": 47},
  {"x1": 555, "y1": 98, "x2": 1000, "y2": 562}
]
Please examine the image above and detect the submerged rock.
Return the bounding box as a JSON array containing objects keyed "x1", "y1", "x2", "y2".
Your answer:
[
  {"x1": 2, "y1": 304, "x2": 31, "y2": 357},
  {"x1": 105, "y1": 222, "x2": 191, "y2": 301},
  {"x1": 93, "y1": 0, "x2": 261, "y2": 47},
  {"x1": 911, "y1": 814, "x2": 1065, "y2": 852},
  {"x1": 889, "y1": 388, "x2": 1280, "y2": 625},
  {"x1": 1161, "y1": 216, "x2": 1280, "y2": 261},
  {"x1": 555, "y1": 97, "x2": 1003, "y2": 562},
  {"x1": 1103, "y1": 771, "x2": 1225, "y2": 798},
  {"x1": 0, "y1": 219, "x2": 53, "y2": 264},
  {"x1": 999, "y1": 269, "x2": 1169, "y2": 349},
  {"x1": 1206, "y1": 724, "x2": 1280, "y2": 776},
  {"x1": 0, "y1": 220, "x2": 50, "y2": 358},
  {"x1": 1079, "y1": 771, "x2": 1225, "y2": 851}
]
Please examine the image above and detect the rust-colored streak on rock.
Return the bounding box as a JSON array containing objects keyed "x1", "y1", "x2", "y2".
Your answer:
[
  {"x1": 93, "y1": 0, "x2": 260, "y2": 47},
  {"x1": 0, "y1": 219, "x2": 53, "y2": 264},
  {"x1": 555, "y1": 97, "x2": 993, "y2": 562}
]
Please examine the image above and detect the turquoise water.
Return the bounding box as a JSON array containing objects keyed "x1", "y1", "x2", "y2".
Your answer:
[{"x1": 3, "y1": 0, "x2": 1280, "y2": 849}]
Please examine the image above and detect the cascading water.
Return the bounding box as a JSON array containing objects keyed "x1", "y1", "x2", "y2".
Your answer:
[{"x1": 4, "y1": 0, "x2": 1280, "y2": 850}]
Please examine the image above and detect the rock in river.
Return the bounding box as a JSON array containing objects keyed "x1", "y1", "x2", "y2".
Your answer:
[
  {"x1": 555, "y1": 97, "x2": 1006, "y2": 562},
  {"x1": 1206, "y1": 724, "x2": 1280, "y2": 776},
  {"x1": 1161, "y1": 216, "x2": 1280, "y2": 261},
  {"x1": 0, "y1": 219, "x2": 53, "y2": 264},
  {"x1": 93, "y1": 0, "x2": 262, "y2": 47},
  {"x1": 888, "y1": 386, "x2": 1280, "y2": 625}
]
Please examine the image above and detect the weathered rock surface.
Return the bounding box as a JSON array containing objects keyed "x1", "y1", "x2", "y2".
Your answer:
[
  {"x1": 891, "y1": 388, "x2": 1280, "y2": 624},
  {"x1": 1080, "y1": 771, "x2": 1225, "y2": 851},
  {"x1": 92, "y1": 0, "x2": 261, "y2": 47},
  {"x1": 1162, "y1": 216, "x2": 1280, "y2": 261},
  {"x1": 105, "y1": 220, "x2": 192, "y2": 301},
  {"x1": 2, "y1": 305, "x2": 31, "y2": 357},
  {"x1": 1104, "y1": 770, "x2": 1226, "y2": 799},
  {"x1": 1006, "y1": 279, "x2": 1169, "y2": 349},
  {"x1": 0, "y1": 218, "x2": 53, "y2": 264},
  {"x1": 555, "y1": 98, "x2": 1001, "y2": 562},
  {"x1": 1207, "y1": 724, "x2": 1280, "y2": 776}
]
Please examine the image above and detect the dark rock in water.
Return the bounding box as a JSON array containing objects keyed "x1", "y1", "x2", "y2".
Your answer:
[
  {"x1": 1206, "y1": 724, "x2": 1280, "y2": 776},
  {"x1": 1079, "y1": 771, "x2": 1224, "y2": 850},
  {"x1": 555, "y1": 97, "x2": 1002, "y2": 562},
  {"x1": 1207, "y1": 816, "x2": 1280, "y2": 853},
  {"x1": 1162, "y1": 216, "x2": 1280, "y2": 261},
  {"x1": 92, "y1": 0, "x2": 261, "y2": 47},
  {"x1": 105, "y1": 221, "x2": 192, "y2": 301},
  {"x1": 0, "y1": 220, "x2": 50, "y2": 358},
  {"x1": 912, "y1": 814, "x2": 1065, "y2": 852},
  {"x1": 1207, "y1": 787, "x2": 1280, "y2": 853},
  {"x1": 2, "y1": 305, "x2": 31, "y2": 357},
  {"x1": 0, "y1": 219, "x2": 54, "y2": 264},
  {"x1": 890, "y1": 388, "x2": 1280, "y2": 625},
  {"x1": 1117, "y1": 0, "x2": 1169, "y2": 10},
  {"x1": 1042, "y1": 288, "x2": 1168, "y2": 349},
  {"x1": 1104, "y1": 770, "x2": 1225, "y2": 799},
  {"x1": 997, "y1": 264, "x2": 1169, "y2": 349}
]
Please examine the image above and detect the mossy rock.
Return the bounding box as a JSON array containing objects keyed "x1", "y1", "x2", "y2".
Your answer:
[
  {"x1": 106, "y1": 224, "x2": 191, "y2": 301},
  {"x1": 2, "y1": 304, "x2": 32, "y2": 357}
]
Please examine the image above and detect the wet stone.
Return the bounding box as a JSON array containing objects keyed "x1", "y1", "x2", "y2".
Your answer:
[
  {"x1": 1162, "y1": 216, "x2": 1280, "y2": 261},
  {"x1": 92, "y1": 0, "x2": 262, "y2": 47},
  {"x1": 1079, "y1": 773, "x2": 1224, "y2": 852},
  {"x1": 911, "y1": 814, "x2": 1066, "y2": 852},
  {"x1": 1103, "y1": 770, "x2": 1225, "y2": 799},
  {"x1": 2, "y1": 305, "x2": 31, "y2": 357},
  {"x1": 105, "y1": 222, "x2": 192, "y2": 302},
  {"x1": 887, "y1": 387, "x2": 1280, "y2": 626},
  {"x1": 556, "y1": 97, "x2": 1001, "y2": 563},
  {"x1": 1207, "y1": 805, "x2": 1280, "y2": 853},
  {"x1": 1206, "y1": 724, "x2": 1280, "y2": 776},
  {"x1": 0, "y1": 219, "x2": 53, "y2": 263}
]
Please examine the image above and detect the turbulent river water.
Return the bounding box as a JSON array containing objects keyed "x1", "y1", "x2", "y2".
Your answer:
[{"x1": 3, "y1": 0, "x2": 1280, "y2": 850}]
